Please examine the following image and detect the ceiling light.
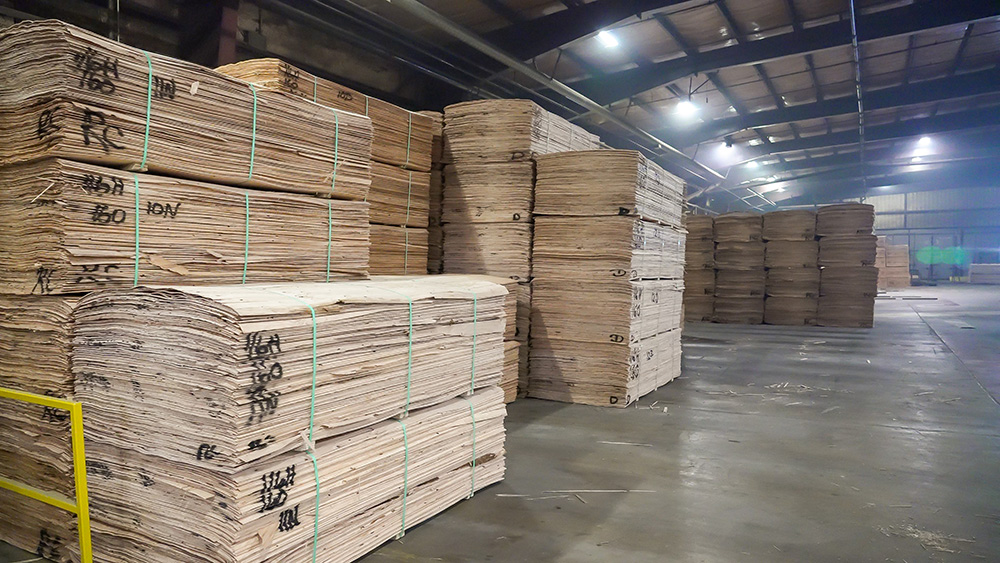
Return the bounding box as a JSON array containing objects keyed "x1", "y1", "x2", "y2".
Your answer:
[
  {"x1": 747, "y1": 161, "x2": 759, "y2": 169},
  {"x1": 918, "y1": 136, "x2": 932, "y2": 146},
  {"x1": 777, "y1": 187, "x2": 785, "y2": 193},
  {"x1": 596, "y1": 31, "x2": 619, "y2": 48},
  {"x1": 911, "y1": 156, "x2": 923, "y2": 163},
  {"x1": 748, "y1": 138, "x2": 763, "y2": 146},
  {"x1": 676, "y1": 99, "x2": 698, "y2": 116}
]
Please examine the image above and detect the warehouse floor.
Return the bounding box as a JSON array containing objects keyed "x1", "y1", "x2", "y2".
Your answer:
[{"x1": 2, "y1": 285, "x2": 998, "y2": 562}]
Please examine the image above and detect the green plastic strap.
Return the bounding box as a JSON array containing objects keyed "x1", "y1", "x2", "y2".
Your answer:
[
  {"x1": 140, "y1": 51, "x2": 153, "y2": 170},
  {"x1": 395, "y1": 418, "x2": 409, "y2": 539},
  {"x1": 365, "y1": 95, "x2": 370, "y2": 116},
  {"x1": 377, "y1": 287, "x2": 414, "y2": 414},
  {"x1": 263, "y1": 289, "x2": 321, "y2": 562},
  {"x1": 331, "y1": 113, "x2": 340, "y2": 194},
  {"x1": 132, "y1": 174, "x2": 140, "y2": 286},
  {"x1": 404, "y1": 113, "x2": 412, "y2": 168},
  {"x1": 313, "y1": 75, "x2": 318, "y2": 102},
  {"x1": 403, "y1": 228, "x2": 409, "y2": 275},
  {"x1": 469, "y1": 293, "x2": 477, "y2": 395},
  {"x1": 248, "y1": 84, "x2": 258, "y2": 180},
  {"x1": 404, "y1": 171, "x2": 412, "y2": 225},
  {"x1": 242, "y1": 192, "x2": 249, "y2": 284},
  {"x1": 464, "y1": 397, "x2": 477, "y2": 499},
  {"x1": 325, "y1": 202, "x2": 333, "y2": 282}
]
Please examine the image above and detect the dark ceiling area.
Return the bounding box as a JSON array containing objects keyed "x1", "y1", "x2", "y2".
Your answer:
[{"x1": 3, "y1": 0, "x2": 999, "y2": 212}]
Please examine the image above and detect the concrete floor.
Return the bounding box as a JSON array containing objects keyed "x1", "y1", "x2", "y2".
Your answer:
[{"x1": 3, "y1": 285, "x2": 999, "y2": 562}]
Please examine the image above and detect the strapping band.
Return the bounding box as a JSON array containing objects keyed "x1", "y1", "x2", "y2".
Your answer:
[
  {"x1": 404, "y1": 171, "x2": 412, "y2": 226},
  {"x1": 403, "y1": 228, "x2": 409, "y2": 275},
  {"x1": 325, "y1": 202, "x2": 333, "y2": 282},
  {"x1": 395, "y1": 418, "x2": 409, "y2": 539},
  {"x1": 365, "y1": 95, "x2": 370, "y2": 117},
  {"x1": 263, "y1": 290, "x2": 321, "y2": 563},
  {"x1": 331, "y1": 113, "x2": 340, "y2": 194},
  {"x1": 132, "y1": 175, "x2": 140, "y2": 286},
  {"x1": 242, "y1": 192, "x2": 249, "y2": 284},
  {"x1": 140, "y1": 51, "x2": 153, "y2": 170},
  {"x1": 469, "y1": 293, "x2": 478, "y2": 395},
  {"x1": 404, "y1": 113, "x2": 412, "y2": 168},
  {"x1": 313, "y1": 75, "x2": 318, "y2": 103},
  {"x1": 248, "y1": 84, "x2": 258, "y2": 180},
  {"x1": 464, "y1": 397, "x2": 477, "y2": 499}
]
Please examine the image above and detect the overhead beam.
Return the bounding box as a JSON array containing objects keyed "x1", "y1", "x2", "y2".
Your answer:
[
  {"x1": 483, "y1": 0, "x2": 690, "y2": 61},
  {"x1": 658, "y1": 67, "x2": 1000, "y2": 145},
  {"x1": 559, "y1": 0, "x2": 1000, "y2": 105}
]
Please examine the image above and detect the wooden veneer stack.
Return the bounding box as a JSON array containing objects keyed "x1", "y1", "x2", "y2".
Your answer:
[
  {"x1": 763, "y1": 210, "x2": 818, "y2": 325},
  {"x1": 529, "y1": 150, "x2": 685, "y2": 407},
  {"x1": 216, "y1": 58, "x2": 434, "y2": 275},
  {"x1": 683, "y1": 215, "x2": 715, "y2": 322},
  {"x1": 876, "y1": 236, "x2": 912, "y2": 289},
  {"x1": 72, "y1": 278, "x2": 507, "y2": 563},
  {"x1": 817, "y1": 204, "x2": 878, "y2": 327},
  {"x1": 421, "y1": 111, "x2": 445, "y2": 274},
  {"x1": 0, "y1": 21, "x2": 377, "y2": 559},
  {"x1": 440, "y1": 100, "x2": 601, "y2": 397},
  {"x1": 712, "y1": 213, "x2": 765, "y2": 324}
]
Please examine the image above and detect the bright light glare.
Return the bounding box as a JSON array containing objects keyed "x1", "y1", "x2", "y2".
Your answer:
[
  {"x1": 596, "y1": 31, "x2": 619, "y2": 48},
  {"x1": 918, "y1": 136, "x2": 932, "y2": 146},
  {"x1": 746, "y1": 161, "x2": 759, "y2": 169},
  {"x1": 676, "y1": 99, "x2": 698, "y2": 116},
  {"x1": 719, "y1": 142, "x2": 734, "y2": 152},
  {"x1": 911, "y1": 156, "x2": 923, "y2": 163},
  {"x1": 777, "y1": 187, "x2": 785, "y2": 193}
]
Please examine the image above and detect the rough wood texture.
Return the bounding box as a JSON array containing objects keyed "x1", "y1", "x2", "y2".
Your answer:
[
  {"x1": 713, "y1": 212, "x2": 762, "y2": 242},
  {"x1": 0, "y1": 159, "x2": 369, "y2": 296},
  {"x1": 714, "y1": 241, "x2": 765, "y2": 269},
  {"x1": 765, "y1": 240, "x2": 818, "y2": 269},
  {"x1": 442, "y1": 222, "x2": 533, "y2": 281},
  {"x1": 764, "y1": 296, "x2": 817, "y2": 326},
  {"x1": 502, "y1": 341, "x2": 520, "y2": 403},
  {"x1": 443, "y1": 99, "x2": 600, "y2": 164},
  {"x1": 534, "y1": 150, "x2": 685, "y2": 226},
  {"x1": 0, "y1": 22, "x2": 372, "y2": 200},
  {"x1": 683, "y1": 295, "x2": 714, "y2": 322},
  {"x1": 819, "y1": 266, "x2": 878, "y2": 327},
  {"x1": 713, "y1": 297, "x2": 764, "y2": 324},
  {"x1": 715, "y1": 269, "x2": 765, "y2": 298},
  {"x1": 684, "y1": 215, "x2": 714, "y2": 241},
  {"x1": 815, "y1": 203, "x2": 875, "y2": 237},
  {"x1": 442, "y1": 162, "x2": 534, "y2": 224},
  {"x1": 766, "y1": 268, "x2": 820, "y2": 298},
  {"x1": 217, "y1": 58, "x2": 432, "y2": 172},
  {"x1": 370, "y1": 225, "x2": 429, "y2": 275},
  {"x1": 762, "y1": 210, "x2": 815, "y2": 241},
  {"x1": 427, "y1": 169, "x2": 444, "y2": 273},
  {"x1": 818, "y1": 235, "x2": 878, "y2": 267},
  {"x1": 418, "y1": 110, "x2": 444, "y2": 166},
  {"x1": 684, "y1": 268, "x2": 715, "y2": 297},
  {"x1": 369, "y1": 162, "x2": 430, "y2": 228}
]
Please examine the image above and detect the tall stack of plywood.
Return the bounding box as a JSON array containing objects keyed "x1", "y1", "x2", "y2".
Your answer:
[
  {"x1": 421, "y1": 111, "x2": 445, "y2": 274},
  {"x1": 876, "y1": 236, "x2": 911, "y2": 289},
  {"x1": 713, "y1": 213, "x2": 765, "y2": 324},
  {"x1": 0, "y1": 21, "x2": 375, "y2": 560},
  {"x1": 683, "y1": 215, "x2": 715, "y2": 322},
  {"x1": 72, "y1": 278, "x2": 508, "y2": 563},
  {"x1": 529, "y1": 150, "x2": 685, "y2": 407},
  {"x1": 217, "y1": 58, "x2": 435, "y2": 275},
  {"x1": 440, "y1": 100, "x2": 601, "y2": 397},
  {"x1": 817, "y1": 204, "x2": 878, "y2": 327},
  {"x1": 763, "y1": 210, "x2": 818, "y2": 325}
]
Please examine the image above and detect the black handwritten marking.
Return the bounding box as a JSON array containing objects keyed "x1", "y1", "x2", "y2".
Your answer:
[
  {"x1": 81, "y1": 110, "x2": 124, "y2": 153},
  {"x1": 609, "y1": 396, "x2": 619, "y2": 405},
  {"x1": 278, "y1": 505, "x2": 301, "y2": 532},
  {"x1": 139, "y1": 473, "x2": 155, "y2": 487},
  {"x1": 259, "y1": 465, "x2": 296, "y2": 512},
  {"x1": 611, "y1": 269, "x2": 628, "y2": 277},
  {"x1": 86, "y1": 461, "x2": 113, "y2": 479},
  {"x1": 196, "y1": 444, "x2": 219, "y2": 461},
  {"x1": 337, "y1": 90, "x2": 354, "y2": 101},
  {"x1": 512, "y1": 213, "x2": 521, "y2": 220},
  {"x1": 280, "y1": 63, "x2": 300, "y2": 91},
  {"x1": 646, "y1": 350, "x2": 654, "y2": 361},
  {"x1": 79, "y1": 371, "x2": 111, "y2": 391},
  {"x1": 33, "y1": 267, "x2": 54, "y2": 295},
  {"x1": 247, "y1": 385, "x2": 281, "y2": 425},
  {"x1": 152, "y1": 75, "x2": 176, "y2": 100},
  {"x1": 609, "y1": 334, "x2": 625, "y2": 343},
  {"x1": 37, "y1": 109, "x2": 59, "y2": 139},
  {"x1": 91, "y1": 203, "x2": 127, "y2": 224},
  {"x1": 72, "y1": 47, "x2": 119, "y2": 94},
  {"x1": 74, "y1": 264, "x2": 120, "y2": 285},
  {"x1": 82, "y1": 174, "x2": 124, "y2": 196},
  {"x1": 651, "y1": 290, "x2": 660, "y2": 304},
  {"x1": 246, "y1": 332, "x2": 281, "y2": 361},
  {"x1": 248, "y1": 435, "x2": 276, "y2": 451},
  {"x1": 618, "y1": 207, "x2": 630, "y2": 216},
  {"x1": 36, "y1": 529, "x2": 62, "y2": 559},
  {"x1": 146, "y1": 201, "x2": 181, "y2": 218},
  {"x1": 131, "y1": 379, "x2": 145, "y2": 400},
  {"x1": 251, "y1": 361, "x2": 283, "y2": 385}
]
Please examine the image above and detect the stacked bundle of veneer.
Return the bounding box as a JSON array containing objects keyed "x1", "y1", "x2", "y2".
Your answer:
[
  {"x1": 763, "y1": 210, "x2": 818, "y2": 325},
  {"x1": 876, "y1": 236, "x2": 911, "y2": 289},
  {"x1": 73, "y1": 278, "x2": 507, "y2": 563},
  {"x1": 529, "y1": 150, "x2": 685, "y2": 407},
  {"x1": 421, "y1": 111, "x2": 445, "y2": 273},
  {"x1": 683, "y1": 215, "x2": 715, "y2": 322},
  {"x1": 712, "y1": 213, "x2": 764, "y2": 324},
  {"x1": 817, "y1": 204, "x2": 877, "y2": 327},
  {"x1": 217, "y1": 58, "x2": 435, "y2": 274}
]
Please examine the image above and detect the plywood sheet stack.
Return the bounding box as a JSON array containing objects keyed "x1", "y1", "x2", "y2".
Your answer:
[
  {"x1": 683, "y1": 215, "x2": 715, "y2": 322},
  {"x1": 529, "y1": 150, "x2": 685, "y2": 407},
  {"x1": 877, "y1": 238, "x2": 911, "y2": 289},
  {"x1": 817, "y1": 203, "x2": 878, "y2": 327},
  {"x1": 217, "y1": 58, "x2": 434, "y2": 274},
  {"x1": 763, "y1": 210, "x2": 818, "y2": 325},
  {"x1": 72, "y1": 278, "x2": 507, "y2": 563},
  {"x1": 440, "y1": 99, "x2": 601, "y2": 397},
  {"x1": 712, "y1": 213, "x2": 764, "y2": 324},
  {"x1": 969, "y1": 264, "x2": 1000, "y2": 284},
  {"x1": 0, "y1": 21, "x2": 378, "y2": 559},
  {"x1": 420, "y1": 111, "x2": 445, "y2": 274}
]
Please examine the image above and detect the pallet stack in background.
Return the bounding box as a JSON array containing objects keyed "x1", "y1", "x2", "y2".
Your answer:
[
  {"x1": 817, "y1": 204, "x2": 878, "y2": 328},
  {"x1": 712, "y1": 213, "x2": 765, "y2": 324},
  {"x1": 529, "y1": 150, "x2": 685, "y2": 407},
  {"x1": 440, "y1": 99, "x2": 601, "y2": 398},
  {"x1": 0, "y1": 21, "x2": 507, "y2": 562},
  {"x1": 217, "y1": 58, "x2": 435, "y2": 275},
  {"x1": 763, "y1": 210, "x2": 819, "y2": 325},
  {"x1": 969, "y1": 264, "x2": 1000, "y2": 284},
  {"x1": 876, "y1": 236, "x2": 912, "y2": 289},
  {"x1": 683, "y1": 215, "x2": 715, "y2": 322}
]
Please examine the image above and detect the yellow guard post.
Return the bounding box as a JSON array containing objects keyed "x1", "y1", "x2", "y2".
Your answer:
[{"x1": 0, "y1": 387, "x2": 93, "y2": 563}]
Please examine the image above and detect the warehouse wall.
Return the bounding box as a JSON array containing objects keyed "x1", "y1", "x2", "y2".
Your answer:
[{"x1": 860, "y1": 187, "x2": 1000, "y2": 280}]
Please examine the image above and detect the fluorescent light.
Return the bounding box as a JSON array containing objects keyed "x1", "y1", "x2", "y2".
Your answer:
[
  {"x1": 777, "y1": 187, "x2": 785, "y2": 193},
  {"x1": 918, "y1": 136, "x2": 932, "y2": 146},
  {"x1": 911, "y1": 156, "x2": 923, "y2": 163},
  {"x1": 676, "y1": 99, "x2": 698, "y2": 116},
  {"x1": 596, "y1": 31, "x2": 619, "y2": 48},
  {"x1": 746, "y1": 161, "x2": 759, "y2": 169}
]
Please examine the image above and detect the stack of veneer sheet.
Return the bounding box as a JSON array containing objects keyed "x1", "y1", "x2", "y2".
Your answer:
[
  {"x1": 970, "y1": 264, "x2": 1000, "y2": 284},
  {"x1": 0, "y1": 23, "x2": 373, "y2": 201},
  {"x1": 683, "y1": 214, "x2": 715, "y2": 321},
  {"x1": 72, "y1": 278, "x2": 507, "y2": 563},
  {"x1": 369, "y1": 225, "x2": 429, "y2": 275},
  {"x1": 713, "y1": 212, "x2": 764, "y2": 324},
  {"x1": 763, "y1": 210, "x2": 818, "y2": 325},
  {"x1": 529, "y1": 150, "x2": 685, "y2": 407},
  {"x1": 420, "y1": 111, "x2": 445, "y2": 273},
  {"x1": 817, "y1": 204, "x2": 877, "y2": 327},
  {"x1": 877, "y1": 238, "x2": 911, "y2": 289},
  {"x1": 0, "y1": 160, "x2": 371, "y2": 557}
]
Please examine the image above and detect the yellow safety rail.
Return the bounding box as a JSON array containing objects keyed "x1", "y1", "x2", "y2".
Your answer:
[{"x1": 0, "y1": 387, "x2": 93, "y2": 563}]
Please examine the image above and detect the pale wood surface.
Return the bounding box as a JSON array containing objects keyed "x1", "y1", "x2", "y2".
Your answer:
[
  {"x1": 713, "y1": 212, "x2": 763, "y2": 242},
  {"x1": 765, "y1": 240, "x2": 818, "y2": 269},
  {"x1": 764, "y1": 296, "x2": 818, "y2": 326},
  {"x1": 369, "y1": 162, "x2": 430, "y2": 228},
  {"x1": 441, "y1": 222, "x2": 533, "y2": 281},
  {"x1": 370, "y1": 225, "x2": 429, "y2": 275},
  {"x1": 442, "y1": 162, "x2": 534, "y2": 224},
  {"x1": 762, "y1": 210, "x2": 816, "y2": 241},
  {"x1": 818, "y1": 235, "x2": 878, "y2": 267},
  {"x1": 815, "y1": 203, "x2": 875, "y2": 237}
]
